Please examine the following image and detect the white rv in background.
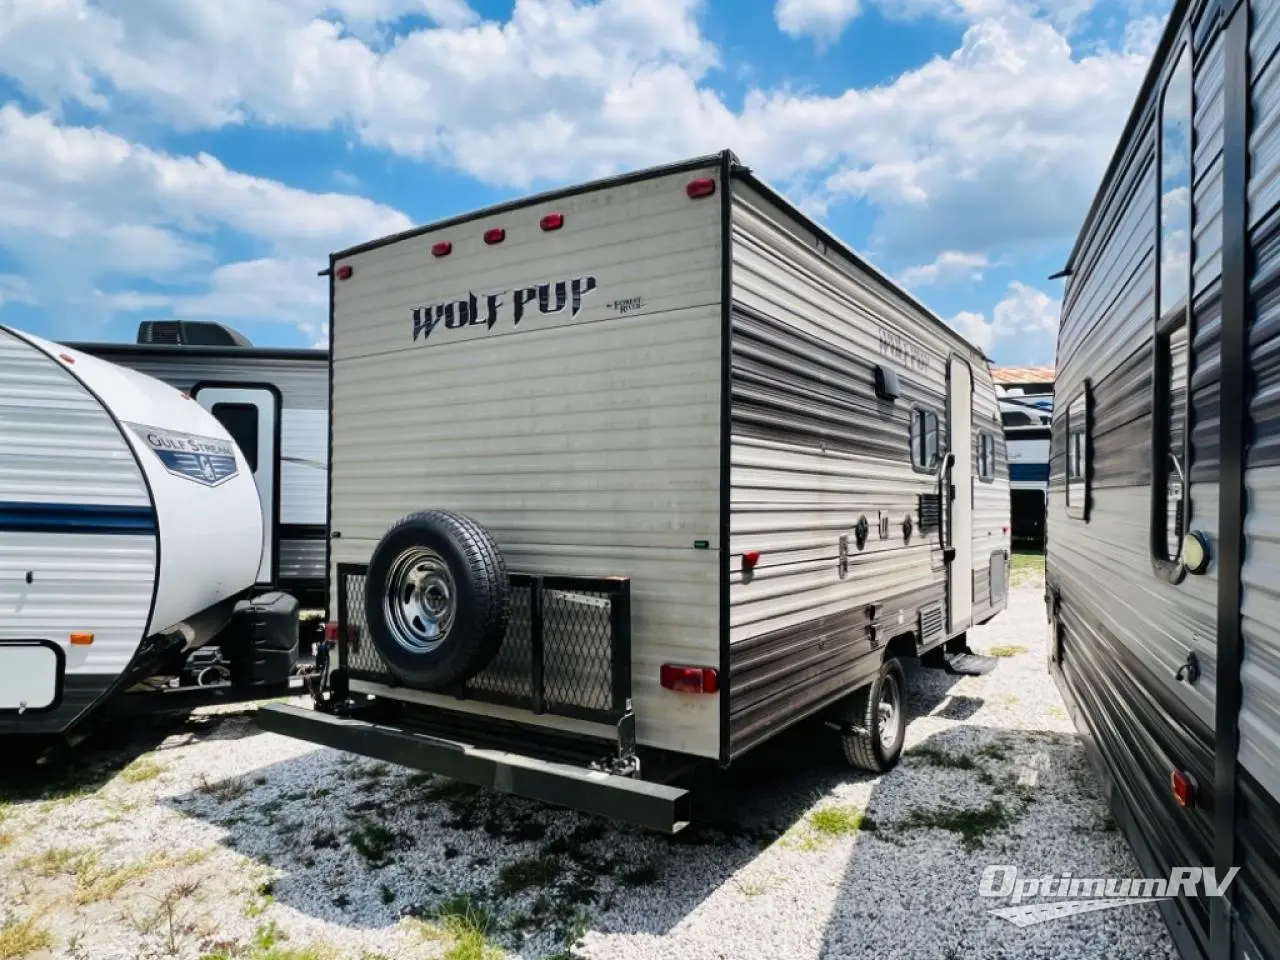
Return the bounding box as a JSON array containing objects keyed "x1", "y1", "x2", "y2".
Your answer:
[
  {"x1": 68, "y1": 321, "x2": 329, "y2": 611},
  {"x1": 993, "y1": 369, "x2": 1054, "y2": 548},
  {"x1": 0, "y1": 326, "x2": 286, "y2": 752},
  {"x1": 260, "y1": 150, "x2": 1012, "y2": 831}
]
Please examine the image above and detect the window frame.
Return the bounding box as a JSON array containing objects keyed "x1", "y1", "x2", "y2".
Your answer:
[
  {"x1": 1149, "y1": 38, "x2": 1194, "y2": 584},
  {"x1": 908, "y1": 405, "x2": 941, "y2": 475},
  {"x1": 1065, "y1": 383, "x2": 1091, "y2": 522},
  {"x1": 977, "y1": 430, "x2": 996, "y2": 483}
]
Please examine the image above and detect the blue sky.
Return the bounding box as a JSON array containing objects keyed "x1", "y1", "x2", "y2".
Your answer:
[{"x1": 0, "y1": 0, "x2": 1170, "y2": 367}]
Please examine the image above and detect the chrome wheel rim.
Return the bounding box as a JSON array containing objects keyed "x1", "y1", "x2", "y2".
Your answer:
[
  {"x1": 878, "y1": 673, "x2": 901, "y2": 752},
  {"x1": 384, "y1": 547, "x2": 456, "y2": 653}
]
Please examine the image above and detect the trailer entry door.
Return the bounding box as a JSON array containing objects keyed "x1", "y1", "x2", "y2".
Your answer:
[
  {"x1": 947, "y1": 357, "x2": 974, "y2": 630},
  {"x1": 194, "y1": 385, "x2": 280, "y2": 586}
]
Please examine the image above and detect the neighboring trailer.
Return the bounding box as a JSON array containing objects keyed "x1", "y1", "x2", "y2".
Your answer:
[
  {"x1": 994, "y1": 369, "x2": 1054, "y2": 548},
  {"x1": 259, "y1": 151, "x2": 1011, "y2": 830},
  {"x1": 68, "y1": 321, "x2": 330, "y2": 610},
  {"x1": 0, "y1": 325, "x2": 264, "y2": 742},
  {"x1": 1045, "y1": 1, "x2": 1279, "y2": 958}
]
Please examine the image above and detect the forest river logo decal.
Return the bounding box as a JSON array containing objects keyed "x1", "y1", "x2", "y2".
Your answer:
[
  {"x1": 411, "y1": 275, "x2": 598, "y2": 342},
  {"x1": 126, "y1": 423, "x2": 240, "y2": 488}
]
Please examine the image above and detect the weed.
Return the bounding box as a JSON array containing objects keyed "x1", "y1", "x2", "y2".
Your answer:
[
  {"x1": 977, "y1": 742, "x2": 1011, "y2": 761},
  {"x1": 404, "y1": 896, "x2": 502, "y2": 960},
  {"x1": 380, "y1": 884, "x2": 396, "y2": 905},
  {"x1": 988, "y1": 645, "x2": 1028, "y2": 658},
  {"x1": 254, "y1": 776, "x2": 269, "y2": 786},
  {"x1": 75, "y1": 858, "x2": 155, "y2": 905},
  {"x1": 18, "y1": 845, "x2": 98, "y2": 878},
  {"x1": 808, "y1": 805, "x2": 874, "y2": 837},
  {"x1": 118, "y1": 757, "x2": 166, "y2": 784},
  {"x1": 0, "y1": 914, "x2": 53, "y2": 960},
  {"x1": 617, "y1": 864, "x2": 659, "y2": 888},
  {"x1": 199, "y1": 776, "x2": 248, "y2": 802},
  {"x1": 443, "y1": 844, "x2": 461, "y2": 860},
  {"x1": 0, "y1": 833, "x2": 11, "y2": 851},
  {"x1": 349, "y1": 823, "x2": 402, "y2": 866},
  {"x1": 310, "y1": 831, "x2": 339, "y2": 850},
  {"x1": 905, "y1": 746, "x2": 977, "y2": 770},
  {"x1": 903, "y1": 800, "x2": 1016, "y2": 850},
  {"x1": 497, "y1": 856, "x2": 561, "y2": 896}
]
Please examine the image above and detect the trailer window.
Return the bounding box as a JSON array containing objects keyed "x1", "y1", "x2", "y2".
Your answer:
[
  {"x1": 211, "y1": 402, "x2": 260, "y2": 472},
  {"x1": 1065, "y1": 388, "x2": 1090, "y2": 520},
  {"x1": 978, "y1": 432, "x2": 995, "y2": 482},
  {"x1": 910, "y1": 408, "x2": 940, "y2": 473},
  {"x1": 1151, "y1": 43, "x2": 1191, "y2": 573}
]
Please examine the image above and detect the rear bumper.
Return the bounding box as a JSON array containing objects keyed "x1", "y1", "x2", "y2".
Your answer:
[{"x1": 255, "y1": 702, "x2": 692, "y2": 833}]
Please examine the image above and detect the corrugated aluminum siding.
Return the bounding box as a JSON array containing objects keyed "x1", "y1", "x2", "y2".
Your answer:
[
  {"x1": 330, "y1": 165, "x2": 724, "y2": 758},
  {"x1": 725, "y1": 182, "x2": 1004, "y2": 755},
  {"x1": 0, "y1": 329, "x2": 157, "y2": 680}
]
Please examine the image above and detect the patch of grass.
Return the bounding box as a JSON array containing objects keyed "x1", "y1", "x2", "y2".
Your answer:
[
  {"x1": 0, "y1": 914, "x2": 53, "y2": 960},
  {"x1": 404, "y1": 896, "x2": 502, "y2": 960},
  {"x1": 808, "y1": 805, "x2": 874, "y2": 837},
  {"x1": 118, "y1": 756, "x2": 166, "y2": 784},
  {"x1": 988, "y1": 645, "x2": 1028, "y2": 658},
  {"x1": 905, "y1": 746, "x2": 977, "y2": 770},
  {"x1": 0, "y1": 833, "x2": 11, "y2": 851},
  {"x1": 977, "y1": 742, "x2": 1011, "y2": 761},
  {"x1": 379, "y1": 884, "x2": 396, "y2": 905},
  {"x1": 18, "y1": 845, "x2": 98, "y2": 878},
  {"x1": 199, "y1": 776, "x2": 249, "y2": 802},
  {"x1": 200, "y1": 921, "x2": 335, "y2": 960},
  {"x1": 617, "y1": 864, "x2": 659, "y2": 888},
  {"x1": 1009, "y1": 550, "x2": 1045, "y2": 586},
  {"x1": 497, "y1": 856, "x2": 562, "y2": 896},
  {"x1": 74, "y1": 857, "x2": 156, "y2": 905},
  {"x1": 349, "y1": 823, "x2": 403, "y2": 866},
  {"x1": 903, "y1": 800, "x2": 1016, "y2": 850}
]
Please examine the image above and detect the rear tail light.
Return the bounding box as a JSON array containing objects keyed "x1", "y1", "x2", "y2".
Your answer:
[
  {"x1": 660, "y1": 664, "x2": 719, "y2": 694},
  {"x1": 483, "y1": 228, "x2": 505, "y2": 245},
  {"x1": 335, "y1": 264, "x2": 354, "y2": 280},
  {"x1": 686, "y1": 178, "x2": 716, "y2": 199},
  {"x1": 432, "y1": 241, "x2": 452, "y2": 257},
  {"x1": 540, "y1": 213, "x2": 564, "y2": 231}
]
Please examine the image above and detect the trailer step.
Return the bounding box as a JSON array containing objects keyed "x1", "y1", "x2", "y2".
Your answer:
[{"x1": 942, "y1": 652, "x2": 999, "y2": 676}]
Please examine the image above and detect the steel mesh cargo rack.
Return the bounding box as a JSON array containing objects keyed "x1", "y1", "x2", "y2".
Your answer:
[{"x1": 334, "y1": 562, "x2": 634, "y2": 727}]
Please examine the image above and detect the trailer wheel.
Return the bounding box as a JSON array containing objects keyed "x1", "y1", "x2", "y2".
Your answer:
[
  {"x1": 839, "y1": 656, "x2": 907, "y2": 773},
  {"x1": 364, "y1": 510, "x2": 510, "y2": 691}
]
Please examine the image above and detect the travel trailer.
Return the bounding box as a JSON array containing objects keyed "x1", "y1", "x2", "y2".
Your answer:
[
  {"x1": 258, "y1": 150, "x2": 1012, "y2": 831},
  {"x1": 993, "y1": 367, "x2": 1054, "y2": 548},
  {"x1": 69, "y1": 321, "x2": 329, "y2": 610},
  {"x1": 1045, "y1": 0, "x2": 1279, "y2": 957},
  {"x1": 0, "y1": 325, "x2": 294, "y2": 751}
]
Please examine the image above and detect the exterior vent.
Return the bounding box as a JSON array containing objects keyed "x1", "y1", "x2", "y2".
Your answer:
[
  {"x1": 919, "y1": 605, "x2": 944, "y2": 642},
  {"x1": 918, "y1": 493, "x2": 942, "y2": 531},
  {"x1": 137, "y1": 321, "x2": 253, "y2": 347}
]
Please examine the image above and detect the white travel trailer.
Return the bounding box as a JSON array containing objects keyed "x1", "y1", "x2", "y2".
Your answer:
[
  {"x1": 68, "y1": 321, "x2": 329, "y2": 611},
  {"x1": 0, "y1": 325, "x2": 268, "y2": 747},
  {"x1": 993, "y1": 368, "x2": 1054, "y2": 548},
  {"x1": 259, "y1": 151, "x2": 1012, "y2": 831}
]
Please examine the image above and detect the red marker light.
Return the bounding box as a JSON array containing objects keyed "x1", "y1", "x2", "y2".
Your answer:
[
  {"x1": 432, "y1": 241, "x2": 452, "y2": 257},
  {"x1": 743, "y1": 551, "x2": 761, "y2": 570},
  {"x1": 686, "y1": 177, "x2": 716, "y2": 199},
  {"x1": 660, "y1": 664, "x2": 719, "y2": 694},
  {"x1": 1171, "y1": 770, "x2": 1197, "y2": 808},
  {"x1": 58, "y1": 353, "x2": 75, "y2": 364},
  {"x1": 483, "y1": 228, "x2": 506, "y2": 245},
  {"x1": 540, "y1": 213, "x2": 564, "y2": 231},
  {"x1": 335, "y1": 264, "x2": 354, "y2": 281}
]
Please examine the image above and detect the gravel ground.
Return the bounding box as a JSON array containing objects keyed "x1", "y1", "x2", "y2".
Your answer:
[{"x1": 0, "y1": 562, "x2": 1179, "y2": 960}]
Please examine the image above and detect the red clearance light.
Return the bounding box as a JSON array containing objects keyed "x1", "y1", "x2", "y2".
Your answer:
[
  {"x1": 743, "y1": 550, "x2": 761, "y2": 570},
  {"x1": 686, "y1": 177, "x2": 716, "y2": 199},
  {"x1": 660, "y1": 664, "x2": 719, "y2": 694},
  {"x1": 1171, "y1": 769, "x2": 1197, "y2": 808},
  {"x1": 540, "y1": 213, "x2": 564, "y2": 231},
  {"x1": 483, "y1": 228, "x2": 506, "y2": 245},
  {"x1": 335, "y1": 264, "x2": 354, "y2": 281},
  {"x1": 58, "y1": 353, "x2": 75, "y2": 364},
  {"x1": 432, "y1": 241, "x2": 453, "y2": 257}
]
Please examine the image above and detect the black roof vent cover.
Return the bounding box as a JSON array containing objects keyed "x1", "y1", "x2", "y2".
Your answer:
[{"x1": 137, "y1": 320, "x2": 253, "y2": 347}]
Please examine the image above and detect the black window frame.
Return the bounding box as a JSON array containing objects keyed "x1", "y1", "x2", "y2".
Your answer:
[
  {"x1": 1065, "y1": 383, "x2": 1091, "y2": 521},
  {"x1": 1149, "y1": 38, "x2": 1193, "y2": 585},
  {"x1": 909, "y1": 406, "x2": 941, "y2": 474},
  {"x1": 210, "y1": 401, "x2": 261, "y2": 473},
  {"x1": 977, "y1": 431, "x2": 996, "y2": 482}
]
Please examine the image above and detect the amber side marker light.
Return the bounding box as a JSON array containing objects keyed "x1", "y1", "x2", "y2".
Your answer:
[{"x1": 70, "y1": 632, "x2": 94, "y2": 646}]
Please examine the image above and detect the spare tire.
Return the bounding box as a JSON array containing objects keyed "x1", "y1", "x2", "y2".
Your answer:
[{"x1": 364, "y1": 510, "x2": 510, "y2": 690}]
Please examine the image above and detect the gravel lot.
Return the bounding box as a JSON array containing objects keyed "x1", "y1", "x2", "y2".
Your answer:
[{"x1": 0, "y1": 558, "x2": 1179, "y2": 960}]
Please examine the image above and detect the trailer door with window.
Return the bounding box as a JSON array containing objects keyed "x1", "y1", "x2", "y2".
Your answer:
[
  {"x1": 194, "y1": 386, "x2": 278, "y2": 585},
  {"x1": 948, "y1": 357, "x2": 974, "y2": 630}
]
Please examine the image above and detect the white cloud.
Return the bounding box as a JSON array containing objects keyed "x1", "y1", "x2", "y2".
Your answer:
[
  {"x1": 899, "y1": 250, "x2": 990, "y2": 288},
  {"x1": 0, "y1": 104, "x2": 411, "y2": 337},
  {"x1": 949, "y1": 278, "x2": 1060, "y2": 355},
  {"x1": 0, "y1": 274, "x2": 38, "y2": 308},
  {"x1": 774, "y1": 0, "x2": 862, "y2": 43}
]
